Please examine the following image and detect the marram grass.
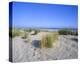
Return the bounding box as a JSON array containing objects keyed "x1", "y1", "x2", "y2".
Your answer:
[
  {"x1": 12, "y1": 29, "x2": 21, "y2": 37},
  {"x1": 40, "y1": 32, "x2": 59, "y2": 48},
  {"x1": 40, "y1": 36, "x2": 47, "y2": 48},
  {"x1": 22, "y1": 30, "x2": 28, "y2": 39}
]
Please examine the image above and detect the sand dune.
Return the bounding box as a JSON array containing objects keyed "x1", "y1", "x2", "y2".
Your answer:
[{"x1": 12, "y1": 32, "x2": 78, "y2": 62}]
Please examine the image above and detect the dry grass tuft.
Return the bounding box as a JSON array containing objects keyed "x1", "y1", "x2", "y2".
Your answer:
[{"x1": 40, "y1": 32, "x2": 59, "y2": 48}]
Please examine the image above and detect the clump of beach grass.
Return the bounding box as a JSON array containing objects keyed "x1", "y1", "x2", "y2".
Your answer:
[
  {"x1": 40, "y1": 36, "x2": 47, "y2": 48},
  {"x1": 40, "y1": 32, "x2": 59, "y2": 48},
  {"x1": 31, "y1": 29, "x2": 40, "y2": 35},
  {"x1": 46, "y1": 34, "x2": 53, "y2": 48},
  {"x1": 22, "y1": 30, "x2": 28, "y2": 39},
  {"x1": 11, "y1": 29, "x2": 21, "y2": 38},
  {"x1": 51, "y1": 32, "x2": 59, "y2": 41},
  {"x1": 34, "y1": 30, "x2": 39, "y2": 35},
  {"x1": 21, "y1": 29, "x2": 32, "y2": 43}
]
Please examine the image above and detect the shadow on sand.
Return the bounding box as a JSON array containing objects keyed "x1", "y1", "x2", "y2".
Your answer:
[
  {"x1": 32, "y1": 40, "x2": 41, "y2": 48},
  {"x1": 71, "y1": 38, "x2": 78, "y2": 42}
]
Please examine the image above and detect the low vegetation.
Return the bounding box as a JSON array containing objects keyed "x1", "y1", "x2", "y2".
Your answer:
[
  {"x1": 27, "y1": 29, "x2": 32, "y2": 32},
  {"x1": 46, "y1": 35, "x2": 53, "y2": 48},
  {"x1": 58, "y1": 29, "x2": 78, "y2": 35},
  {"x1": 31, "y1": 29, "x2": 40, "y2": 35},
  {"x1": 51, "y1": 32, "x2": 59, "y2": 42},
  {"x1": 40, "y1": 36, "x2": 46, "y2": 48},
  {"x1": 40, "y1": 32, "x2": 59, "y2": 48},
  {"x1": 34, "y1": 30, "x2": 39, "y2": 35},
  {"x1": 22, "y1": 30, "x2": 28, "y2": 39},
  {"x1": 9, "y1": 28, "x2": 21, "y2": 38}
]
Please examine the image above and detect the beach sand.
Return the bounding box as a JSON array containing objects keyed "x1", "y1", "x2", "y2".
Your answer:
[{"x1": 12, "y1": 32, "x2": 78, "y2": 62}]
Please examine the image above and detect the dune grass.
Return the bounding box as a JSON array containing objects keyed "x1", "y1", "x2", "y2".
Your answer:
[
  {"x1": 34, "y1": 30, "x2": 39, "y2": 35},
  {"x1": 21, "y1": 30, "x2": 28, "y2": 39},
  {"x1": 46, "y1": 35, "x2": 53, "y2": 48},
  {"x1": 12, "y1": 31, "x2": 19, "y2": 37},
  {"x1": 31, "y1": 29, "x2": 40, "y2": 35},
  {"x1": 40, "y1": 32, "x2": 59, "y2": 48},
  {"x1": 40, "y1": 36, "x2": 47, "y2": 48},
  {"x1": 9, "y1": 28, "x2": 21, "y2": 38}
]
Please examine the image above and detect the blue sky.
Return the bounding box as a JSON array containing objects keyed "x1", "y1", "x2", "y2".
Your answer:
[{"x1": 10, "y1": 2, "x2": 78, "y2": 28}]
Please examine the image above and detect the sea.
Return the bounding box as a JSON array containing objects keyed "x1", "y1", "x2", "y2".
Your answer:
[
  {"x1": 39, "y1": 28, "x2": 78, "y2": 32},
  {"x1": 15, "y1": 27, "x2": 78, "y2": 32}
]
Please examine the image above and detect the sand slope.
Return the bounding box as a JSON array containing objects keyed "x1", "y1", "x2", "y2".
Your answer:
[{"x1": 12, "y1": 32, "x2": 78, "y2": 62}]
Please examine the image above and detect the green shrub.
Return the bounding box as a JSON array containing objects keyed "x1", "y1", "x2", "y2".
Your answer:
[
  {"x1": 58, "y1": 29, "x2": 68, "y2": 35},
  {"x1": 71, "y1": 31, "x2": 78, "y2": 36},
  {"x1": 75, "y1": 31, "x2": 78, "y2": 35},
  {"x1": 58, "y1": 29, "x2": 78, "y2": 36},
  {"x1": 34, "y1": 30, "x2": 38, "y2": 34}
]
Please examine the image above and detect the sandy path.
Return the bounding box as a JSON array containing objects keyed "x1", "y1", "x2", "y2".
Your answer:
[
  {"x1": 13, "y1": 36, "x2": 35, "y2": 62},
  {"x1": 12, "y1": 32, "x2": 78, "y2": 62}
]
